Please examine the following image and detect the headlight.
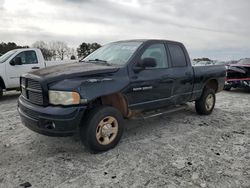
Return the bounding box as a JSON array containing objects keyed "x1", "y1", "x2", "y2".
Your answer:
[{"x1": 49, "y1": 90, "x2": 81, "y2": 105}]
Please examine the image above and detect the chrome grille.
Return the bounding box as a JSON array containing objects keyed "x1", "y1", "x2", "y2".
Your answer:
[
  {"x1": 21, "y1": 77, "x2": 26, "y2": 88},
  {"x1": 27, "y1": 79, "x2": 42, "y2": 91},
  {"x1": 28, "y1": 91, "x2": 44, "y2": 105},
  {"x1": 21, "y1": 77, "x2": 44, "y2": 105},
  {"x1": 21, "y1": 87, "x2": 27, "y2": 98}
]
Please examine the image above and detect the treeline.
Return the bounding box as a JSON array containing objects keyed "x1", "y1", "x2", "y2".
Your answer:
[
  {"x1": 0, "y1": 41, "x2": 101, "y2": 61},
  {"x1": 0, "y1": 42, "x2": 29, "y2": 55},
  {"x1": 193, "y1": 57, "x2": 212, "y2": 62}
]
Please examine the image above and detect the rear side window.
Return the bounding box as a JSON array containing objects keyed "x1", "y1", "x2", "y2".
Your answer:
[{"x1": 168, "y1": 44, "x2": 187, "y2": 67}]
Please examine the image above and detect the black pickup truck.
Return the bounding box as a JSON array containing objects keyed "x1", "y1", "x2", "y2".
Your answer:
[{"x1": 18, "y1": 40, "x2": 225, "y2": 152}]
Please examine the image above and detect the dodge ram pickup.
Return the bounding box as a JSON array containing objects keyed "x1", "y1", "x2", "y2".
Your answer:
[
  {"x1": 0, "y1": 48, "x2": 76, "y2": 98},
  {"x1": 18, "y1": 40, "x2": 225, "y2": 152}
]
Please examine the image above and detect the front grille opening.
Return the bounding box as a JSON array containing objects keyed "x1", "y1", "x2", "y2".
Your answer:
[
  {"x1": 27, "y1": 79, "x2": 42, "y2": 91},
  {"x1": 21, "y1": 77, "x2": 44, "y2": 106}
]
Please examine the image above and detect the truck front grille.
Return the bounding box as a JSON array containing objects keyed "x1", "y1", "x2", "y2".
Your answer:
[
  {"x1": 21, "y1": 77, "x2": 44, "y2": 106},
  {"x1": 27, "y1": 79, "x2": 42, "y2": 91}
]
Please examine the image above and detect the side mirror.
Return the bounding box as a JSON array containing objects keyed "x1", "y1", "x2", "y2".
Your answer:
[
  {"x1": 10, "y1": 57, "x2": 22, "y2": 66},
  {"x1": 134, "y1": 57, "x2": 157, "y2": 73}
]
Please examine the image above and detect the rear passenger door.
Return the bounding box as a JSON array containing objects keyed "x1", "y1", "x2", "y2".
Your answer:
[{"x1": 167, "y1": 43, "x2": 194, "y2": 104}]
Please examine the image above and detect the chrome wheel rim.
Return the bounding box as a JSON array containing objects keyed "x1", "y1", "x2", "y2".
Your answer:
[
  {"x1": 96, "y1": 116, "x2": 118, "y2": 145},
  {"x1": 205, "y1": 94, "x2": 214, "y2": 111}
]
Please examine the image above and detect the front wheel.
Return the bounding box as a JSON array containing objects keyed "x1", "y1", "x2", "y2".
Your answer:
[
  {"x1": 0, "y1": 86, "x2": 3, "y2": 99},
  {"x1": 195, "y1": 88, "x2": 216, "y2": 115},
  {"x1": 80, "y1": 106, "x2": 124, "y2": 152}
]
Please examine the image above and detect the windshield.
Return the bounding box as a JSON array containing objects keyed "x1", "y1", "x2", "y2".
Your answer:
[
  {"x1": 0, "y1": 50, "x2": 17, "y2": 63},
  {"x1": 83, "y1": 41, "x2": 143, "y2": 66}
]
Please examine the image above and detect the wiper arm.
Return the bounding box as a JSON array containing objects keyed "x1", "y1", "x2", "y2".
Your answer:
[
  {"x1": 88, "y1": 59, "x2": 112, "y2": 66},
  {"x1": 89, "y1": 59, "x2": 107, "y2": 63},
  {"x1": 79, "y1": 59, "x2": 85, "y2": 63}
]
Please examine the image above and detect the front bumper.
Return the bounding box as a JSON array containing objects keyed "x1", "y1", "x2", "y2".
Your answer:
[{"x1": 18, "y1": 96, "x2": 87, "y2": 137}]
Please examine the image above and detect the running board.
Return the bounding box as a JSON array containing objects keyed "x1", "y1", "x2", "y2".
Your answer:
[{"x1": 132, "y1": 104, "x2": 188, "y2": 120}]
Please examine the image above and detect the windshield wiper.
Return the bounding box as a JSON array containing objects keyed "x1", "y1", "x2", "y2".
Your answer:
[
  {"x1": 88, "y1": 59, "x2": 112, "y2": 66},
  {"x1": 89, "y1": 59, "x2": 107, "y2": 63},
  {"x1": 79, "y1": 59, "x2": 85, "y2": 63}
]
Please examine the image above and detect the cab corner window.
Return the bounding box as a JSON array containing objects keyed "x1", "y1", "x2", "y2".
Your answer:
[
  {"x1": 141, "y1": 43, "x2": 168, "y2": 69},
  {"x1": 15, "y1": 51, "x2": 38, "y2": 65},
  {"x1": 168, "y1": 44, "x2": 187, "y2": 67}
]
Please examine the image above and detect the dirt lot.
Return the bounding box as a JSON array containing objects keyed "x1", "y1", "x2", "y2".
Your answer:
[{"x1": 0, "y1": 90, "x2": 249, "y2": 188}]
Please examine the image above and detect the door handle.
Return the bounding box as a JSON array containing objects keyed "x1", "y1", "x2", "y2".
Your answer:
[
  {"x1": 160, "y1": 75, "x2": 173, "y2": 83},
  {"x1": 164, "y1": 80, "x2": 174, "y2": 84},
  {"x1": 131, "y1": 75, "x2": 138, "y2": 79},
  {"x1": 32, "y1": 66, "x2": 40, "y2": 69},
  {"x1": 160, "y1": 78, "x2": 173, "y2": 84},
  {"x1": 161, "y1": 75, "x2": 170, "y2": 79}
]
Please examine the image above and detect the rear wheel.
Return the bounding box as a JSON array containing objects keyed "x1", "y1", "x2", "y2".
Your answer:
[
  {"x1": 195, "y1": 88, "x2": 216, "y2": 115},
  {"x1": 80, "y1": 106, "x2": 124, "y2": 152}
]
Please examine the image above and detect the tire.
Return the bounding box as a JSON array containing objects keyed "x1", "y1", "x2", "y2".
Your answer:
[
  {"x1": 80, "y1": 106, "x2": 124, "y2": 152},
  {"x1": 224, "y1": 86, "x2": 231, "y2": 91},
  {"x1": 195, "y1": 88, "x2": 216, "y2": 115},
  {"x1": 0, "y1": 86, "x2": 3, "y2": 99}
]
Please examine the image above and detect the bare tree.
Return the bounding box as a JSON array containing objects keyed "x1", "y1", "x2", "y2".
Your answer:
[
  {"x1": 33, "y1": 41, "x2": 76, "y2": 61},
  {"x1": 49, "y1": 41, "x2": 70, "y2": 60},
  {"x1": 32, "y1": 41, "x2": 53, "y2": 60}
]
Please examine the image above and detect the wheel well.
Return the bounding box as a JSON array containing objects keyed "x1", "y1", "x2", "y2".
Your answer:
[
  {"x1": 100, "y1": 93, "x2": 129, "y2": 118},
  {"x1": 205, "y1": 79, "x2": 218, "y2": 92},
  {"x1": 86, "y1": 93, "x2": 130, "y2": 118},
  {"x1": 0, "y1": 77, "x2": 6, "y2": 89}
]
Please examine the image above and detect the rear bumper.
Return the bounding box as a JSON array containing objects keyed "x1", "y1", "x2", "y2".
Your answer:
[{"x1": 18, "y1": 96, "x2": 87, "y2": 137}]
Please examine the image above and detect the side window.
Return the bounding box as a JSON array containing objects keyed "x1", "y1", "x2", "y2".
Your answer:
[
  {"x1": 168, "y1": 44, "x2": 187, "y2": 67},
  {"x1": 14, "y1": 51, "x2": 38, "y2": 64},
  {"x1": 141, "y1": 43, "x2": 168, "y2": 69}
]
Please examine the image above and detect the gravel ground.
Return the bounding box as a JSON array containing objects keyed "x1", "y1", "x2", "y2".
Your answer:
[{"x1": 0, "y1": 90, "x2": 250, "y2": 188}]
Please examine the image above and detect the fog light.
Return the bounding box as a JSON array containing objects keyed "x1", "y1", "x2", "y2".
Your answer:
[{"x1": 45, "y1": 122, "x2": 56, "y2": 130}]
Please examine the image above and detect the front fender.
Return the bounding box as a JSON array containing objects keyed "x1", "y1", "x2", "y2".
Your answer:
[
  {"x1": 48, "y1": 68, "x2": 130, "y2": 102},
  {"x1": 79, "y1": 75, "x2": 129, "y2": 101}
]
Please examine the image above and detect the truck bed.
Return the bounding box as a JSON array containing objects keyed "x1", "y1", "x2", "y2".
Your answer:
[{"x1": 192, "y1": 65, "x2": 226, "y2": 99}]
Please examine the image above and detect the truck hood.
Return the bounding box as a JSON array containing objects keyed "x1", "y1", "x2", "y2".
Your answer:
[{"x1": 30, "y1": 62, "x2": 119, "y2": 81}]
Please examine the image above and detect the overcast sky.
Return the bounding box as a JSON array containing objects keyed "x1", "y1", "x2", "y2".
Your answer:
[{"x1": 0, "y1": 0, "x2": 249, "y2": 60}]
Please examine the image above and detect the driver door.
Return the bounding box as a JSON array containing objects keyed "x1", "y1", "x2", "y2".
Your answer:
[
  {"x1": 125, "y1": 42, "x2": 175, "y2": 111},
  {"x1": 6, "y1": 50, "x2": 39, "y2": 88}
]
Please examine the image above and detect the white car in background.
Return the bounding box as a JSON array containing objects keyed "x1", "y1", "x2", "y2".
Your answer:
[{"x1": 0, "y1": 48, "x2": 77, "y2": 98}]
